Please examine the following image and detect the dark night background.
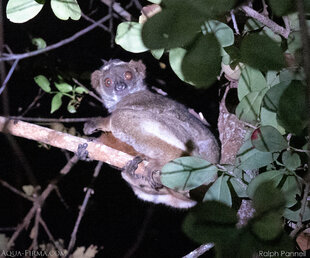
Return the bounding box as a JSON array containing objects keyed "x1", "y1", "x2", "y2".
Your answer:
[{"x1": 0, "y1": 0, "x2": 218, "y2": 257}]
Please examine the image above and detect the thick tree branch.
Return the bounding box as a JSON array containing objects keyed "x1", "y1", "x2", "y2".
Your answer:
[{"x1": 0, "y1": 116, "x2": 147, "y2": 173}]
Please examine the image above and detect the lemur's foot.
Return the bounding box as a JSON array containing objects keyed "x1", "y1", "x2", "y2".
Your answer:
[
  {"x1": 148, "y1": 170, "x2": 163, "y2": 190},
  {"x1": 77, "y1": 143, "x2": 90, "y2": 161},
  {"x1": 123, "y1": 156, "x2": 144, "y2": 178}
]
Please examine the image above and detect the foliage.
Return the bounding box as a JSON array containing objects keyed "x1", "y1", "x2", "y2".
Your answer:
[
  {"x1": 3, "y1": 0, "x2": 310, "y2": 256},
  {"x1": 34, "y1": 75, "x2": 88, "y2": 113},
  {"x1": 115, "y1": 0, "x2": 309, "y2": 256},
  {"x1": 183, "y1": 182, "x2": 293, "y2": 257},
  {"x1": 161, "y1": 157, "x2": 218, "y2": 191},
  {"x1": 6, "y1": 0, "x2": 81, "y2": 23}
]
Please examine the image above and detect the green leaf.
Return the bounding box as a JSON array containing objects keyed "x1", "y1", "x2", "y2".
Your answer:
[
  {"x1": 235, "y1": 89, "x2": 267, "y2": 124},
  {"x1": 34, "y1": 75, "x2": 51, "y2": 93},
  {"x1": 260, "y1": 107, "x2": 286, "y2": 135},
  {"x1": 266, "y1": 71, "x2": 280, "y2": 87},
  {"x1": 252, "y1": 211, "x2": 283, "y2": 241},
  {"x1": 67, "y1": 100, "x2": 77, "y2": 113},
  {"x1": 192, "y1": 0, "x2": 236, "y2": 18},
  {"x1": 287, "y1": 32, "x2": 302, "y2": 54},
  {"x1": 151, "y1": 49, "x2": 165, "y2": 60},
  {"x1": 262, "y1": 81, "x2": 290, "y2": 112},
  {"x1": 236, "y1": 135, "x2": 274, "y2": 170},
  {"x1": 282, "y1": 151, "x2": 301, "y2": 171},
  {"x1": 161, "y1": 156, "x2": 218, "y2": 191},
  {"x1": 258, "y1": 232, "x2": 294, "y2": 255},
  {"x1": 182, "y1": 33, "x2": 221, "y2": 87},
  {"x1": 50, "y1": 0, "x2": 81, "y2": 21},
  {"x1": 32, "y1": 37, "x2": 46, "y2": 49},
  {"x1": 115, "y1": 22, "x2": 148, "y2": 53},
  {"x1": 148, "y1": 0, "x2": 161, "y2": 3},
  {"x1": 22, "y1": 185, "x2": 35, "y2": 196},
  {"x1": 269, "y1": 0, "x2": 296, "y2": 16},
  {"x1": 279, "y1": 68, "x2": 305, "y2": 82},
  {"x1": 247, "y1": 170, "x2": 285, "y2": 199},
  {"x1": 230, "y1": 177, "x2": 247, "y2": 198},
  {"x1": 169, "y1": 48, "x2": 194, "y2": 85},
  {"x1": 243, "y1": 18, "x2": 263, "y2": 32},
  {"x1": 277, "y1": 81, "x2": 308, "y2": 135},
  {"x1": 283, "y1": 205, "x2": 310, "y2": 222},
  {"x1": 182, "y1": 201, "x2": 238, "y2": 244},
  {"x1": 252, "y1": 181, "x2": 286, "y2": 214},
  {"x1": 247, "y1": 171, "x2": 300, "y2": 208},
  {"x1": 238, "y1": 65, "x2": 267, "y2": 101},
  {"x1": 281, "y1": 175, "x2": 301, "y2": 207},
  {"x1": 203, "y1": 175, "x2": 232, "y2": 206},
  {"x1": 51, "y1": 93, "x2": 63, "y2": 113},
  {"x1": 251, "y1": 126, "x2": 288, "y2": 152},
  {"x1": 0, "y1": 234, "x2": 9, "y2": 252},
  {"x1": 260, "y1": 26, "x2": 282, "y2": 44},
  {"x1": 240, "y1": 34, "x2": 285, "y2": 71},
  {"x1": 142, "y1": 8, "x2": 199, "y2": 49},
  {"x1": 75, "y1": 86, "x2": 88, "y2": 94},
  {"x1": 6, "y1": 0, "x2": 44, "y2": 23},
  {"x1": 54, "y1": 82, "x2": 73, "y2": 93},
  {"x1": 203, "y1": 20, "x2": 234, "y2": 47}
]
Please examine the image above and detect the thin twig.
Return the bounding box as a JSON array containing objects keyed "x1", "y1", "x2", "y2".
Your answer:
[
  {"x1": 60, "y1": 155, "x2": 79, "y2": 175},
  {"x1": 0, "y1": 15, "x2": 112, "y2": 62},
  {"x1": 20, "y1": 89, "x2": 45, "y2": 117},
  {"x1": 7, "y1": 205, "x2": 37, "y2": 249},
  {"x1": 109, "y1": 0, "x2": 115, "y2": 47},
  {"x1": 0, "y1": 179, "x2": 34, "y2": 202},
  {"x1": 283, "y1": 16, "x2": 290, "y2": 31},
  {"x1": 54, "y1": 186, "x2": 70, "y2": 210},
  {"x1": 81, "y1": 12, "x2": 109, "y2": 31},
  {"x1": 0, "y1": 59, "x2": 19, "y2": 95},
  {"x1": 72, "y1": 78, "x2": 104, "y2": 104},
  {"x1": 240, "y1": 5, "x2": 290, "y2": 38},
  {"x1": 67, "y1": 161, "x2": 103, "y2": 254},
  {"x1": 261, "y1": 0, "x2": 269, "y2": 17},
  {"x1": 39, "y1": 217, "x2": 64, "y2": 252},
  {"x1": 29, "y1": 207, "x2": 41, "y2": 251},
  {"x1": 8, "y1": 116, "x2": 91, "y2": 123},
  {"x1": 230, "y1": 10, "x2": 240, "y2": 35},
  {"x1": 7, "y1": 156, "x2": 78, "y2": 249},
  {"x1": 101, "y1": 0, "x2": 131, "y2": 21},
  {"x1": 290, "y1": 182, "x2": 310, "y2": 238},
  {"x1": 290, "y1": 146, "x2": 310, "y2": 154},
  {"x1": 132, "y1": 0, "x2": 143, "y2": 10},
  {"x1": 0, "y1": 227, "x2": 16, "y2": 231},
  {"x1": 182, "y1": 243, "x2": 215, "y2": 258}
]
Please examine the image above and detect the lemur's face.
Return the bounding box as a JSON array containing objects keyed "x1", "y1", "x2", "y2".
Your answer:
[{"x1": 91, "y1": 60, "x2": 146, "y2": 107}]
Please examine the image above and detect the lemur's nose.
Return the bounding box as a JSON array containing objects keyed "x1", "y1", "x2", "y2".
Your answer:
[{"x1": 115, "y1": 81, "x2": 127, "y2": 91}]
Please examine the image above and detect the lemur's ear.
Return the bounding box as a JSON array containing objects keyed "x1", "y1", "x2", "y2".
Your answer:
[
  {"x1": 128, "y1": 60, "x2": 146, "y2": 79},
  {"x1": 91, "y1": 70, "x2": 102, "y2": 89}
]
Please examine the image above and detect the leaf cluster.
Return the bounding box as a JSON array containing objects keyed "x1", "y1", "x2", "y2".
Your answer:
[
  {"x1": 114, "y1": 0, "x2": 310, "y2": 255},
  {"x1": 6, "y1": 0, "x2": 81, "y2": 23},
  {"x1": 34, "y1": 75, "x2": 88, "y2": 114},
  {"x1": 183, "y1": 182, "x2": 293, "y2": 257}
]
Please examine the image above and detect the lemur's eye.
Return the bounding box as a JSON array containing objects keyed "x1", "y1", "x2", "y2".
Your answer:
[
  {"x1": 124, "y1": 71, "x2": 132, "y2": 80},
  {"x1": 104, "y1": 78, "x2": 112, "y2": 87}
]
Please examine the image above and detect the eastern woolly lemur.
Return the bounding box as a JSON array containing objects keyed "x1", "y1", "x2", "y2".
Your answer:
[{"x1": 84, "y1": 59, "x2": 220, "y2": 208}]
